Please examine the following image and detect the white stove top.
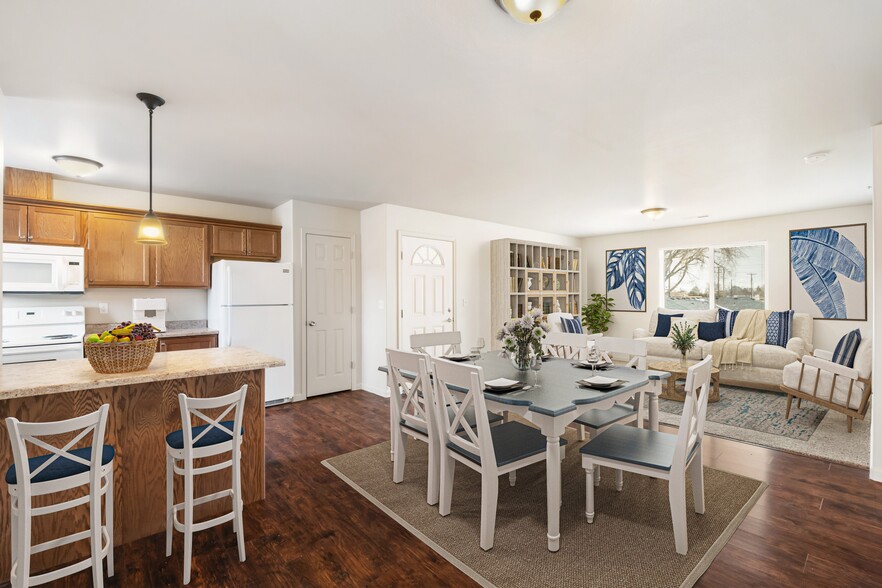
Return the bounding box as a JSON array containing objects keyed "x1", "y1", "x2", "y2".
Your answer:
[{"x1": 2, "y1": 306, "x2": 85, "y2": 364}]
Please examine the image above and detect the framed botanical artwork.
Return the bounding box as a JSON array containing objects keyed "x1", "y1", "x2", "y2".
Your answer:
[
  {"x1": 789, "y1": 223, "x2": 867, "y2": 321},
  {"x1": 606, "y1": 247, "x2": 646, "y2": 312}
]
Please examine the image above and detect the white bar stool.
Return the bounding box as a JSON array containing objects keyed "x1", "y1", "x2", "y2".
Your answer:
[
  {"x1": 165, "y1": 385, "x2": 248, "y2": 585},
  {"x1": 4, "y1": 404, "x2": 114, "y2": 588}
]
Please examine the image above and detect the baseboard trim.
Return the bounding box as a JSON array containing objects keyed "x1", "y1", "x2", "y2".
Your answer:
[
  {"x1": 871, "y1": 466, "x2": 882, "y2": 483},
  {"x1": 361, "y1": 383, "x2": 389, "y2": 397}
]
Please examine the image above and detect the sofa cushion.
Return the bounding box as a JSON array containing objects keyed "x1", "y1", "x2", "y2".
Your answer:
[
  {"x1": 749, "y1": 344, "x2": 799, "y2": 370},
  {"x1": 717, "y1": 307, "x2": 739, "y2": 337},
  {"x1": 698, "y1": 321, "x2": 726, "y2": 342},
  {"x1": 766, "y1": 310, "x2": 795, "y2": 347},
  {"x1": 853, "y1": 338, "x2": 873, "y2": 379},
  {"x1": 782, "y1": 360, "x2": 864, "y2": 411},
  {"x1": 639, "y1": 337, "x2": 705, "y2": 360},
  {"x1": 560, "y1": 316, "x2": 583, "y2": 334},
  {"x1": 653, "y1": 313, "x2": 683, "y2": 337},
  {"x1": 832, "y1": 329, "x2": 862, "y2": 368},
  {"x1": 648, "y1": 308, "x2": 715, "y2": 336}
]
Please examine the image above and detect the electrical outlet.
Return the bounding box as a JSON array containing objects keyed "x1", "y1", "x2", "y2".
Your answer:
[{"x1": 98, "y1": 303, "x2": 109, "y2": 314}]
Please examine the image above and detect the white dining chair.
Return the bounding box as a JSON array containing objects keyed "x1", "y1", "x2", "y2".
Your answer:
[
  {"x1": 543, "y1": 331, "x2": 601, "y2": 360},
  {"x1": 581, "y1": 355, "x2": 712, "y2": 555},
  {"x1": 165, "y1": 385, "x2": 248, "y2": 585},
  {"x1": 432, "y1": 358, "x2": 567, "y2": 551},
  {"x1": 410, "y1": 331, "x2": 462, "y2": 357},
  {"x1": 5, "y1": 405, "x2": 115, "y2": 588}
]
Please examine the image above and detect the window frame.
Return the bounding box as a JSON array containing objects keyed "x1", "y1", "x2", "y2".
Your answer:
[{"x1": 659, "y1": 240, "x2": 769, "y2": 311}]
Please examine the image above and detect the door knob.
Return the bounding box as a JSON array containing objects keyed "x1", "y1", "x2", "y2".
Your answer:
[
  {"x1": 445, "y1": 318, "x2": 453, "y2": 323},
  {"x1": 308, "y1": 321, "x2": 316, "y2": 326}
]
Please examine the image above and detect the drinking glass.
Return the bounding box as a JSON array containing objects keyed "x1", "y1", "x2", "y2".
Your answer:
[
  {"x1": 530, "y1": 354, "x2": 542, "y2": 389},
  {"x1": 471, "y1": 337, "x2": 486, "y2": 363}
]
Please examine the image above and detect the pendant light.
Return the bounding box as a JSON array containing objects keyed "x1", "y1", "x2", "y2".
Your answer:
[
  {"x1": 135, "y1": 92, "x2": 167, "y2": 245},
  {"x1": 495, "y1": 0, "x2": 569, "y2": 24}
]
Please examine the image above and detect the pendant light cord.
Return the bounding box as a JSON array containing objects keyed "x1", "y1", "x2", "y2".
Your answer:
[{"x1": 148, "y1": 107, "x2": 154, "y2": 214}]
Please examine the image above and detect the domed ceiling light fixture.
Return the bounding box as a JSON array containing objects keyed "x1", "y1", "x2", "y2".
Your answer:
[
  {"x1": 641, "y1": 207, "x2": 668, "y2": 220},
  {"x1": 51, "y1": 155, "x2": 103, "y2": 177},
  {"x1": 495, "y1": 0, "x2": 569, "y2": 24},
  {"x1": 135, "y1": 92, "x2": 167, "y2": 245}
]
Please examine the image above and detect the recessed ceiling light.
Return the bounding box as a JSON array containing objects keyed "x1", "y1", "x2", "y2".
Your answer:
[
  {"x1": 641, "y1": 207, "x2": 667, "y2": 220},
  {"x1": 52, "y1": 155, "x2": 103, "y2": 177},
  {"x1": 495, "y1": 0, "x2": 569, "y2": 24},
  {"x1": 804, "y1": 151, "x2": 830, "y2": 164}
]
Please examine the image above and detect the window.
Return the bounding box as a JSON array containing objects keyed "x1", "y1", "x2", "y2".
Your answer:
[
  {"x1": 663, "y1": 244, "x2": 765, "y2": 311},
  {"x1": 411, "y1": 245, "x2": 444, "y2": 266}
]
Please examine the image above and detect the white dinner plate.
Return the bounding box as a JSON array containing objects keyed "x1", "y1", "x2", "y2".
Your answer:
[{"x1": 485, "y1": 377, "x2": 521, "y2": 390}]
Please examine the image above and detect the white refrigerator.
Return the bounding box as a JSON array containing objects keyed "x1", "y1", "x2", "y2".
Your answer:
[{"x1": 208, "y1": 260, "x2": 294, "y2": 405}]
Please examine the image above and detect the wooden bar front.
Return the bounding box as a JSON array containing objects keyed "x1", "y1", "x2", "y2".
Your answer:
[{"x1": 0, "y1": 368, "x2": 266, "y2": 580}]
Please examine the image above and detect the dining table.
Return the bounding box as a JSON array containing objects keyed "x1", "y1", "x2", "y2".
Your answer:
[{"x1": 380, "y1": 352, "x2": 671, "y2": 552}]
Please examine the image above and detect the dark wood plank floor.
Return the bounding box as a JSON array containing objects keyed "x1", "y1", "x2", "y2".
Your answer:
[{"x1": 12, "y1": 390, "x2": 882, "y2": 587}]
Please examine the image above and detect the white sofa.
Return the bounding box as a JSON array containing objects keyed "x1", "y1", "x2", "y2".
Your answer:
[{"x1": 633, "y1": 308, "x2": 813, "y2": 392}]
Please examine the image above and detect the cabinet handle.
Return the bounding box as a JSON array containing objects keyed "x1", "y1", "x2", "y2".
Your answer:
[{"x1": 27, "y1": 234, "x2": 33, "y2": 241}]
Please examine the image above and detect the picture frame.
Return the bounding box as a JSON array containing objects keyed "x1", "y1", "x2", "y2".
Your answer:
[
  {"x1": 605, "y1": 247, "x2": 647, "y2": 312},
  {"x1": 789, "y1": 223, "x2": 867, "y2": 321}
]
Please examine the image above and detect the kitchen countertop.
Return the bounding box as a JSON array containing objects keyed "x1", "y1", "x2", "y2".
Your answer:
[{"x1": 0, "y1": 347, "x2": 284, "y2": 400}]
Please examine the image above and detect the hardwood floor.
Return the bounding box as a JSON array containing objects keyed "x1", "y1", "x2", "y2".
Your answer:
[{"x1": 10, "y1": 390, "x2": 882, "y2": 587}]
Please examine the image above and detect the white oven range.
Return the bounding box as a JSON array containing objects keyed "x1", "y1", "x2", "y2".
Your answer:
[{"x1": 2, "y1": 306, "x2": 85, "y2": 365}]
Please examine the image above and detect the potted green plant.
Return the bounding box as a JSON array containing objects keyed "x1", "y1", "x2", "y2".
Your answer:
[
  {"x1": 670, "y1": 322, "x2": 697, "y2": 366},
  {"x1": 581, "y1": 293, "x2": 614, "y2": 334}
]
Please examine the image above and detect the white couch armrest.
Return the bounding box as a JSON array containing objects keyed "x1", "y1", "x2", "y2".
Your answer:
[
  {"x1": 812, "y1": 348, "x2": 834, "y2": 361},
  {"x1": 633, "y1": 328, "x2": 648, "y2": 339},
  {"x1": 802, "y1": 354, "x2": 859, "y2": 381},
  {"x1": 786, "y1": 337, "x2": 810, "y2": 357}
]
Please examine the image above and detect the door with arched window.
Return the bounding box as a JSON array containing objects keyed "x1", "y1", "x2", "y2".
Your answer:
[{"x1": 398, "y1": 235, "x2": 455, "y2": 349}]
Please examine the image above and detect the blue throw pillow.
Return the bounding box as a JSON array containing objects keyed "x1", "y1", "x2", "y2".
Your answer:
[
  {"x1": 832, "y1": 329, "x2": 862, "y2": 368},
  {"x1": 560, "y1": 317, "x2": 583, "y2": 334},
  {"x1": 654, "y1": 313, "x2": 683, "y2": 337},
  {"x1": 717, "y1": 307, "x2": 739, "y2": 337},
  {"x1": 698, "y1": 321, "x2": 726, "y2": 342},
  {"x1": 765, "y1": 310, "x2": 795, "y2": 347}
]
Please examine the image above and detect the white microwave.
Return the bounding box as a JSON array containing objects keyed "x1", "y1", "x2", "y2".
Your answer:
[{"x1": 2, "y1": 244, "x2": 86, "y2": 294}]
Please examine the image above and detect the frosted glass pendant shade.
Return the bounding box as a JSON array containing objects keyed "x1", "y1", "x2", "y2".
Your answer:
[
  {"x1": 136, "y1": 211, "x2": 167, "y2": 245},
  {"x1": 495, "y1": 0, "x2": 568, "y2": 24}
]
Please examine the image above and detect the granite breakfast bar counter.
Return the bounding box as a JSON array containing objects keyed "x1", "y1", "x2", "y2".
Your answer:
[{"x1": 0, "y1": 347, "x2": 285, "y2": 580}]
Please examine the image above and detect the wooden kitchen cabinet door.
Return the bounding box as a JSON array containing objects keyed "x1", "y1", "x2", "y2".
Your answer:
[
  {"x1": 86, "y1": 212, "x2": 150, "y2": 287},
  {"x1": 211, "y1": 225, "x2": 248, "y2": 257},
  {"x1": 27, "y1": 206, "x2": 83, "y2": 246},
  {"x1": 247, "y1": 228, "x2": 280, "y2": 260},
  {"x1": 154, "y1": 220, "x2": 210, "y2": 288},
  {"x1": 3, "y1": 203, "x2": 27, "y2": 243},
  {"x1": 158, "y1": 334, "x2": 218, "y2": 352}
]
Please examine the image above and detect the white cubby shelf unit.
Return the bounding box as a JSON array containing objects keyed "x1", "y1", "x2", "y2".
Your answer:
[{"x1": 490, "y1": 238, "x2": 582, "y2": 347}]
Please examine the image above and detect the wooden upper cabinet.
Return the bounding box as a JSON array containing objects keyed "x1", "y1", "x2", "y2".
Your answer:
[
  {"x1": 27, "y1": 206, "x2": 83, "y2": 246},
  {"x1": 3, "y1": 203, "x2": 28, "y2": 243},
  {"x1": 86, "y1": 212, "x2": 150, "y2": 287},
  {"x1": 247, "y1": 228, "x2": 280, "y2": 260},
  {"x1": 154, "y1": 220, "x2": 210, "y2": 288},
  {"x1": 211, "y1": 225, "x2": 248, "y2": 257},
  {"x1": 4, "y1": 167, "x2": 53, "y2": 200}
]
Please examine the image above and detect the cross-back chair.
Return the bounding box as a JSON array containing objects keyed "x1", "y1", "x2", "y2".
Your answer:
[
  {"x1": 543, "y1": 331, "x2": 601, "y2": 360},
  {"x1": 410, "y1": 331, "x2": 462, "y2": 357}
]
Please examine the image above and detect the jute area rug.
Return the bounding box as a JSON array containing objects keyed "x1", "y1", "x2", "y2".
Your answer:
[{"x1": 323, "y1": 432, "x2": 765, "y2": 588}]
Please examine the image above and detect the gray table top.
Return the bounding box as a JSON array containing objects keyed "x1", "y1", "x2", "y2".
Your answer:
[{"x1": 379, "y1": 352, "x2": 670, "y2": 417}]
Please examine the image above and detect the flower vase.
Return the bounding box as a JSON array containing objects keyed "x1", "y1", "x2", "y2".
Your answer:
[
  {"x1": 679, "y1": 353, "x2": 688, "y2": 367},
  {"x1": 510, "y1": 347, "x2": 535, "y2": 372}
]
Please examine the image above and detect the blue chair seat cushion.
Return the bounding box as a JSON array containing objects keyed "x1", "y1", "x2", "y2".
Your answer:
[
  {"x1": 165, "y1": 421, "x2": 244, "y2": 450},
  {"x1": 580, "y1": 425, "x2": 677, "y2": 471},
  {"x1": 401, "y1": 406, "x2": 503, "y2": 436},
  {"x1": 448, "y1": 421, "x2": 567, "y2": 467},
  {"x1": 574, "y1": 404, "x2": 637, "y2": 430},
  {"x1": 5, "y1": 445, "x2": 115, "y2": 485}
]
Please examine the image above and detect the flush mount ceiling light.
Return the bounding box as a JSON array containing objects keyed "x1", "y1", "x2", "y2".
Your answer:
[
  {"x1": 51, "y1": 155, "x2": 103, "y2": 177},
  {"x1": 495, "y1": 0, "x2": 569, "y2": 24},
  {"x1": 804, "y1": 151, "x2": 830, "y2": 164},
  {"x1": 135, "y1": 92, "x2": 167, "y2": 245},
  {"x1": 641, "y1": 207, "x2": 668, "y2": 220}
]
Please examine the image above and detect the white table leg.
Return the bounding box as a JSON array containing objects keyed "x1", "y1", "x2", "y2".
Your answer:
[
  {"x1": 545, "y1": 434, "x2": 561, "y2": 552},
  {"x1": 649, "y1": 390, "x2": 660, "y2": 432}
]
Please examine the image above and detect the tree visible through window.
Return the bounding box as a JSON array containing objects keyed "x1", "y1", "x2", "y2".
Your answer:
[{"x1": 663, "y1": 244, "x2": 765, "y2": 311}]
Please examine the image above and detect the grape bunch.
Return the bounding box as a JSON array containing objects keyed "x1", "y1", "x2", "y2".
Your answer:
[{"x1": 128, "y1": 322, "x2": 157, "y2": 341}]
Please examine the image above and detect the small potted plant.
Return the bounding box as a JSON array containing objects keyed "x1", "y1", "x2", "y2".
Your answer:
[
  {"x1": 581, "y1": 293, "x2": 614, "y2": 334},
  {"x1": 496, "y1": 308, "x2": 549, "y2": 371},
  {"x1": 670, "y1": 322, "x2": 697, "y2": 366}
]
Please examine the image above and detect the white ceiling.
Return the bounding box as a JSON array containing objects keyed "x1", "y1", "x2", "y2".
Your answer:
[{"x1": 1, "y1": 1, "x2": 880, "y2": 237}]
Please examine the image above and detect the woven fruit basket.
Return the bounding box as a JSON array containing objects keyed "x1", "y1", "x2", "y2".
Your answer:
[{"x1": 84, "y1": 338, "x2": 158, "y2": 374}]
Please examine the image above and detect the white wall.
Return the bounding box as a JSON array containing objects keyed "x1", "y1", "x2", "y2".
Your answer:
[
  {"x1": 581, "y1": 205, "x2": 872, "y2": 351},
  {"x1": 0, "y1": 86, "x2": 4, "y2": 342},
  {"x1": 273, "y1": 199, "x2": 361, "y2": 401},
  {"x1": 360, "y1": 203, "x2": 581, "y2": 394},
  {"x1": 2, "y1": 180, "x2": 278, "y2": 325},
  {"x1": 872, "y1": 124, "x2": 881, "y2": 482}
]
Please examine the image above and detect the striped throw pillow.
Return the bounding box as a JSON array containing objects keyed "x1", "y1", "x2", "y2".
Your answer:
[
  {"x1": 560, "y1": 317, "x2": 583, "y2": 334},
  {"x1": 717, "y1": 307, "x2": 739, "y2": 337},
  {"x1": 765, "y1": 310, "x2": 795, "y2": 347},
  {"x1": 832, "y1": 329, "x2": 862, "y2": 368}
]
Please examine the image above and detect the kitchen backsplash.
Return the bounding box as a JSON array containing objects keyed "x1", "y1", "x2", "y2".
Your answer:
[{"x1": 86, "y1": 319, "x2": 208, "y2": 333}]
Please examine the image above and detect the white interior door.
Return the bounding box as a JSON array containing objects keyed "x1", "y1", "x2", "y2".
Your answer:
[
  {"x1": 306, "y1": 234, "x2": 353, "y2": 397},
  {"x1": 399, "y1": 235, "x2": 455, "y2": 350}
]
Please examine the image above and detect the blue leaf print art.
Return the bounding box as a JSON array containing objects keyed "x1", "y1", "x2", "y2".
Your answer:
[
  {"x1": 790, "y1": 227, "x2": 866, "y2": 319},
  {"x1": 606, "y1": 248, "x2": 646, "y2": 311}
]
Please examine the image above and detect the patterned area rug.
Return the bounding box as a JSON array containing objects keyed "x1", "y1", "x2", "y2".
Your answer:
[{"x1": 659, "y1": 385, "x2": 827, "y2": 441}]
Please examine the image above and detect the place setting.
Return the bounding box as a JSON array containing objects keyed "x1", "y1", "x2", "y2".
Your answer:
[{"x1": 575, "y1": 374, "x2": 627, "y2": 391}]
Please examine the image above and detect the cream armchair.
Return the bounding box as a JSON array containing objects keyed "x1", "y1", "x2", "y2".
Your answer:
[{"x1": 780, "y1": 340, "x2": 873, "y2": 432}]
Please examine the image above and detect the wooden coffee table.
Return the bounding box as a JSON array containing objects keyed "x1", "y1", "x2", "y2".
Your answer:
[{"x1": 649, "y1": 360, "x2": 721, "y2": 403}]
